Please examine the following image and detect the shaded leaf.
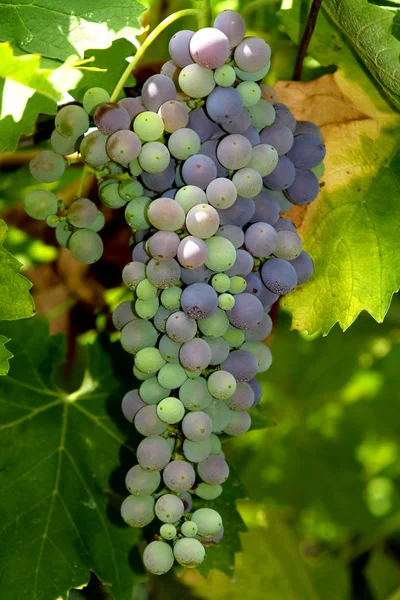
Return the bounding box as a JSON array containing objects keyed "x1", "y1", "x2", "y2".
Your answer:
[{"x1": 0, "y1": 334, "x2": 12, "y2": 376}]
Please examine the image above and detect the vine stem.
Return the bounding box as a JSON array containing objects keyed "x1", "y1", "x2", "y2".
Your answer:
[{"x1": 292, "y1": 0, "x2": 323, "y2": 81}]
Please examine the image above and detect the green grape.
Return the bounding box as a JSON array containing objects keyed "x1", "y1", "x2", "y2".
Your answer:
[
  {"x1": 174, "y1": 185, "x2": 206, "y2": 214},
  {"x1": 191, "y1": 508, "x2": 222, "y2": 536},
  {"x1": 134, "y1": 366, "x2": 154, "y2": 381},
  {"x1": 125, "y1": 197, "x2": 151, "y2": 230},
  {"x1": 135, "y1": 297, "x2": 159, "y2": 320},
  {"x1": 183, "y1": 438, "x2": 212, "y2": 462},
  {"x1": 55, "y1": 222, "x2": 72, "y2": 247},
  {"x1": 157, "y1": 363, "x2": 187, "y2": 389},
  {"x1": 198, "y1": 308, "x2": 229, "y2": 338},
  {"x1": 125, "y1": 464, "x2": 161, "y2": 496},
  {"x1": 88, "y1": 210, "x2": 105, "y2": 232},
  {"x1": 207, "y1": 371, "x2": 236, "y2": 400},
  {"x1": 83, "y1": 87, "x2": 111, "y2": 115},
  {"x1": 155, "y1": 494, "x2": 184, "y2": 524},
  {"x1": 29, "y1": 151, "x2": 65, "y2": 183},
  {"x1": 214, "y1": 65, "x2": 236, "y2": 87},
  {"x1": 211, "y1": 273, "x2": 230, "y2": 293},
  {"x1": 247, "y1": 99, "x2": 275, "y2": 128},
  {"x1": 204, "y1": 397, "x2": 232, "y2": 431},
  {"x1": 120, "y1": 495, "x2": 155, "y2": 527},
  {"x1": 236, "y1": 81, "x2": 261, "y2": 107},
  {"x1": 55, "y1": 105, "x2": 89, "y2": 138},
  {"x1": 46, "y1": 214, "x2": 60, "y2": 228},
  {"x1": 80, "y1": 131, "x2": 109, "y2": 167},
  {"x1": 161, "y1": 286, "x2": 182, "y2": 310},
  {"x1": 160, "y1": 523, "x2": 177, "y2": 540},
  {"x1": 234, "y1": 62, "x2": 270, "y2": 82},
  {"x1": 179, "y1": 377, "x2": 212, "y2": 411},
  {"x1": 119, "y1": 179, "x2": 144, "y2": 202},
  {"x1": 168, "y1": 129, "x2": 201, "y2": 161},
  {"x1": 181, "y1": 521, "x2": 198, "y2": 538},
  {"x1": 159, "y1": 335, "x2": 182, "y2": 364},
  {"x1": 312, "y1": 161, "x2": 325, "y2": 179},
  {"x1": 99, "y1": 180, "x2": 126, "y2": 208},
  {"x1": 210, "y1": 433, "x2": 222, "y2": 454},
  {"x1": 51, "y1": 130, "x2": 80, "y2": 155},
  {"x1": 246, "y1": 144, "x2": 278, "y2": 177},
  {"x1": 218, "y1": 293, "x2": 235, "y2": 311},
  {"x1": 178, "y1": 64, "x2": 215, "y2": 98},
  {"x1": 205, "y1": 237, "x2": 236, "y2": 272},
  {"x1": 24, "y1": 189, "x2": 58, "y2": 220},
  {"x1": 133, "y1": 111, "x2": 164, "y2": 142},
  {"x1": 129, "y1": 158, "x2": 143, "y2": 177},
  {"x1": 184, "y1": 369, "x2": 202, "y2": 380},
  {"x1": 195, "y1": 483, "x2": 223, "y2": 500},
  {"x1": 241, "y1": 341, "x2": 272, "y2": 373},
  {"x1": 156, "y1": 396, "x2": 185, "y2": 424},
  {"x1": 120, "y1": 319, "x2": 158, "y2": 354},
  {"x1": 173, "y1": 538, "x2": 205, "y2": 568},
  {"x1": 107, "y1": 160, "x2": 124, "y2": 174},
  {"x1": 136, "y1": 279, "x2": 157, "y2": 300},
  {"x1": 135, "y1": 347, "x2": 165, "y2": 374},
  {"x1": 139, "y1": 377, "x2": 170, "y2": 405},
  {"x1": 223, "y1": 328, "x2": 245, "y2": 348},
  {"x1": 68, "y1": 229, "x2": 103, "y2": 264},
  {"x1": 229, "y1": 276, "x2": 247, "y2": 294},
  {"x1": 139, "y1": 142, "x2": 170, "y2": 174},
  {"x1": 67, "y1": 198, "x2": 97, "y2": 227},
  {"x1": 232, "y1": 168, "x2": 263, "y2": 198},
  {"x1": 143, "y1": 541, "x2": 174, "y2": 575}
]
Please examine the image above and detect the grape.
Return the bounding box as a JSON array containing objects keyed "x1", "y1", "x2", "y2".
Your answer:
[
  {"x1": 135, "y1": 347, "x2": 165, "y2": 374},
  {"x1": 156, "y1": 397, "x2": 185, "y2": 424},
  {"x1": 234, "y1": 62, "x2": 271, "y2": 82},
  {"x1": 248, "y1": 99, "x2": 275, "y2": 129},
  {"x1": 236, "y1": 81, "x2": 262, "y2": 107},
  {"x1": 260, "y1": 83, "x2": 277, "y2": 103},
  {"x1": 274, "y1": 107, "x2": 296, "y2": 132},
  {"x1": 121, "y1": 390, "x2": 146, "y2": 422},
  {"x1": 232, "y1": 168, "x2": 263, "y2": 198},
  {"x1": 224, "y1": 411, "x2": 251, "y2": 436},
  {"x1": 211, "y1": 273, "x2": 230, "y2": 293},
  {"x1": 215, "y1": 225, "x2": 244, "y2": 250},
  {"x1": 169, "y1": 30, "x2": 194, "y2": 67},
  {"x1": 68, "y1": 229, "x2": 103, "y2": 264},
  {"x1": 55, "y1": 105, "x2": 89, "y2": 138},
  {"x1": 263, "y1": 156, "x2": 296, "y2": 190},
  {"x1": 160, "y1": 524, "x2": 177, "y2": 540},
  {"x1": 120, "y1": 320, "x2": 158, "y2": 355},
  {"x1": 158, "y1": 335, "x2": 182, "y2": 364},
  {"x1": 229, "y1": 276, "x2": 247, "y2": 295},
  {"x1": 122, "y1": 261, "x2": 146, "y2": 290},
  {"x1": 134, "y1": 366, "x2": 154, "y2": 381},
  {"x1": 198, "y1": 454, "x2": 229, "y2": 485},
  {"x1": 139, "y1": 377, "x2": 170, "y2": 405},
  {"x1": 112, "y1": 301, "x2": 136, "y2": 330},
  {"x1": 179, "y1": 377, "x2": 212, "y2": 411},
  {"x1": 183, "y1": 437, "x2": 212, "y2": 462},
  {"x1": 134, "y1": 405, "x2": 168, "y2": 436},
  {"x1": 142, "y1": 74, "x2": 176, "y2": 112},
  {"x1": 121, "y1": 495, "x2": 154, "y2": 527},
  {"x1": 214, "y1": 64, "x2": 236, "y2": 87},
  {"x1": 182, "y1": 154, "x2": 217, "y2": 189},
  {"x1": 290, "y1": 250, "x2": 314, "y2": 284},
  {"x1": 261, "y1": 257, "x2": 298, "y2": 294},
  {"x1": 206, "y1": 87, "x2": 243, "y2": 124},
  {"x1": 158, "y1": 363, "x2": 188, "y2": 389},
  {"x1": 181, "y1": 491, "x2": 193, "y2": 512},
  {"x1": 186, "y1": 204, "x2": 219, "y2": 238},
  {"x1": 199, "y1": 526, "x2": 224, "y2": 546},
  {"x1": 139, "y1": 142, "x2": 170, "y2": 174},
  {"x1": 207, "y1": 371, "x2": 236, "y2": 400},
  {"x1": 125, "y1": 464, "x2": 161, "y2": 496},
  {"x1": 147, "y1": 198, "x2": 185, "y2": 231},
  {"x1": 181, "y1": 265, "x2": 212, "y2": 285},
  {"x1": 245, "y1": 312, "x2": 273, "y2": 342},
  {"x1": 244, "y1": 222, "x2": 277, "y2": 257},
  {"x1": 180, "y1": 338, "x2": 212, "y2": 372},
  {"x1": 242, "y1": 126, "x2": 260, "y2": 145},
  {"x1": 214, "y1": 10, "x2": 245, "y2": 47},
  {"x1": 94, "y1": 102, "x2": 130, "y2": 135},
  {"x1": 137, "y1": 436, "x2": 172, "y2": 471},
  {"x1": 181, "y1": 411, "x2": 212, "y2": 442},
  {"x1": 245, "y1": 271, "x2": 263, "y2": 297},
  {"x1": 189, "y1": 27, "x2": 230, "y2": 69},
  {"x1": 199, "y1": 140, "x2": 227, "y2": 178},
  {"x1": 222, "y1": 107, "x2": 252, "y2": 135},
  {"x1": 249, "y1": 378, "x2": 262, "y2": 406},
  {"x1": 181, "y1": 521, "x2": 198, "y2": 537},
  {"x1": 295, "y1": 120, "x2": 322, "y2": 138},
  {"x1": 55, "y1": 222, "x2": 72, "y2": 247},
  {"x1": 226, "y1": 249, "x2": 254, "y2": 277},
  {"x1": 129, "y1": 158, "x2": 143, "y2": 176},
  {"x1": 180, "y1": 282, "x2": 217, "y2": 320},
  {"x1": 234, "y1": 37, "x2": 271, "y2": 72},
  {"x1": 174, "y1": 186, "x2": 207, "y2": 215},
  {"x1": 247, "y1": 144, "x2": 278, "y2": 177},
  {"x1": 99, "y1": 181, "x2": 125, "y2": 208},
  {"x1": 155, "y1": 493, "x2": 184, "y2": 524},
  {"x1": 223, "y1": 327, "x2": 245, "y2": 348},
  {"x1": 67, "y1": 198, "x2": 97, "y2": 227},
  {"x1": 174, "y1": 538, "x2": 205, "y2": 568},
  {"x1": 24, "y1": 189, "x2": 58, "y2": 220},
  {"x1": 29, "y1": 150, "x2": 65, "y2": 183},
  {"x1": 80, "y1": 131, "x2": 109, "y2": 166},
  {"x1": 226, "y1": 381, "x2": 255, "y2": 410},
  {"x1": 250, "y1": 189, "x2": 280, "y2": 225},
  {"x1": 204, "y1": 237, "x2": 236, "y2": 273},
  {"x1": 146, "y1": 258, "x2": 181, "y2": 289},
  {"x1": 106, "y1": 130, "x2": 141, "y2": 166},
  {"x1": 222, "y1": 349, "x2": 258, "y2": 382},
  {"x1": 196, "y1": 483, "x2": 223, "y2": 500},
  {"x1": 260, "y1": 122, "x2": 294, "y2": 156},
  {"x1": 118, "y1": 96, "x2": 145, "y2": 120},
  {"x1": 284, "y1": 168, "x2": 319, "y2": 205},
  {"x1": 274, "y1": 229, "x2": 302, "y2": 260},
  {"x1": 82, "y1": 87, "x2": 110, "y2": 115},
  {"x1": 179, "y1": 64, "x2": 216, "y2": 98},
  {"x1": 51, "y1": 130, "x2": 80, "y2": 155},
  {"x1": 148, "y1": 231, "x2": 180, "y2": 261},
  {"x1": 259, "y1": 284, "x2": 279, "y2": 309},
  {"x1": 168, "y1": 128, "x2": 201, "y2": 160},
  {"x1": 143, "y1": 541, "x2": 174, "y2": 575},
  {"x1": 188, "y1": 108, "x2": 220, "y2": 142},
  {"x1": 216, "y1": 134, "x2": 252, "y2": 171},
  {"x1": 275, "y1": 217, "x2": 297, "y2": 233},
  {"x1": 242, "y1": 341, "x2": 272, "y2": 373},
  {"x1": 218, "y1": 196, "x2": 255, "y2": 227},
  {"x1": 119, "y1": 179, "x2": 143, "y2": 202},
  {"x1": 133, "y1": 112, "x2": 164, "y2": 142},
  {"x1": 177, "y1": 236, "x2": 207, "y2": 270},
  {"x1": 204, "y1": 337, "x2": 230, "y2": 366},
  {"x1": 163, "y1": 460, "x2": 195, "y2": 493},
  {"x1": 153, "y1": 306, "x2": 175, "y2": 333},
  {"x1": 218, "y1": 293, "x2": 234, "y2": 310},
  {"x1": 192, "y1": 508, "x2": 222, "y2": 536},
  {"x1": 158, "y1": 100, "x2": 188, "y2": 133},
  {"x1": 227, "y1": 293, "x2": 264, "y2": 330},
  {"x1": 287, "y1": 134, "x2": 326, "y2": 169},
  {"x1": 141, "y1": 161, "x2": 176, "y2": 193},
  {"x1": 160, "y1": 287, "x2": 182, "y2": 311},
  {"x1": 166, "y1": 311, "x2": 197, "y2": 343}
]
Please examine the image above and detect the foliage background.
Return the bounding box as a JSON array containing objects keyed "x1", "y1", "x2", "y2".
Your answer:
[{"x1": 0, "y1": 1, "x2": 400, "y2": 599}]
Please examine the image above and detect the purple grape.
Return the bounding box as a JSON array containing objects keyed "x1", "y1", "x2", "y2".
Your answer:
[
  {"x1": 218, "y1": 196, "x2": 255, "y2": 227},
  {"x1": 284, "y1": 168, "x2": 319, "y2": 206},
  {"x1": 112, "y1": 301, "x2": 136, "y2": 330},
  {"x1": 213, "y1": 10, "x2": 246, "y2": 48},
  {"x1": 245, "y1": 312, "x2": 273, "y2": 342},
  {"x1": 261, "y1": 258, "x2": 298, "y2": 295},
  {"x1": 226, "y1": 381, "x2": 254, "y2": 410},
  {"x1": 182, "y1": 411, "x2": 213, "y2": 442},
  {"x1": 216, "y1": 134, "x2": 253, "y2": 170},
  {"x1": 132, "y1": 241, "x2": 151, "y2": 264},
  {"x1": 227, "y1": 293, "x2": 264, "y2": 330},
  {"x1": 158, "y1": 100, "x2": 189, "y2": 133},
  {"x1": 163, "y1": 188, "x2": 177, "y2": 199},
  {"x1": 142, "y1": 74, "x2": 176, "y2": 112},
  {"x1": 200, "y1": 140, "x2": 228, "y2": 177},
  {"x1": 169, "y1": 30, "x2": 195, "y2": 68},
  {"x1": 245, "y1": 272, "x2": 263, "y2": 296},
  {"x1": 163, "y1": 460, "x2": 196, "y2": 492},
  {"x1": 259, "y1": 284, "x2": 279, "y2": 309},
  {"x1": 94, "y1": 102, "x2": 130, "y2": 135},
  {"x1": 148, "y1": 231, "x2": 180, "y2": 260},
  {"x1": 295, "y1": 121, "x2": 322, "y2": 138},
  {"x1": 106, "y1": 130, "x2": 141, "y2": 166},
  {"x1": 160, "y1": 60, "x2": 180, "y2": 85},
  {"x1": 180, "y1": 338, "x2": 212, "y2": 372},
  {"x1": 224, "y1": 411, "x2": 251, "y2": 436},
  {"x1": 290, "y1": 251, "x2": 314, "y2": 284},
  {"x1": 249, "y1": 378, "x2": 262, "y2": 406},
  {"x1": 181, "y1": 265, "x2": 213, "y2": 285},
  {"x1": 287, "y1": 134, "x2": 326, "y2": 169},
  {"x1": 146, "y1": 258, "x2": 181, "y2": 289},
  {"x1": 216, "y1": 225, "x2": 244, "y2": 249},
  {"x1": 189, "y1": 27, "x2": 230, "y2": 69},
  {"x1": 122, "y1": 390, "x2": 146, "y2": 422},
  {"x1": 181, "y1": 282, "x2": 218, "y2": 319},
  {"x1": 263, "y1": 156, "x2": 296, "y2": 190},
  {"x1": 188, "y1": 108, "x2": 221, "y2": 142},
  {"x1": 206, "y1": 178, "x2": 237, "y2": 210},
  {"x1": 141, "y1": 160, "x2": 176, "y2": 193},
  {"x1": 137, "y1": 436, "x2": 172, "y2": 471},
  {"x1": 198, "y1": 455, "x2": 229, "y2": 485},
  {"x1": 250, "y1": 189, "x2": 280, "y2": 225},
  {"x1": 206, "y1": 87, "x2": 243, "y2": 124},
  {"x1": 275, "y1": 217, "x2": 297, "y2": 233},
  {"x1": 153, "y1": 306, "x2": 174, "y2": 333},
  {"x1": 118, "y1": 97, "x2": 145, "y2": 120},
  {"x1": 274, "y1": 107, "x2": 296, "y2": 132},
  {"x1": 242, "y1": 126, "x2": 261, "y2": 146},
  {"x1": 225, "y1": 249, "x2": 254, "y2": 277},
  {"x1": 177, "y1": 236, "x2": 208, "y2": 269},
  {"x1": 221, "y1": 349, "x2": 258, "y2": 382},
  {"x1": 166, "y1": 311, "x2": 197, "y2": 342},
  {"x1": 260, "y1": 122, "x2": 294, "y2": 155},
  {"x1": 244, "y1": 222, "x2": 277, "y2": 257},
  {"x1": 221, "y1": 108, "x2": 252, "y2": 134},
  {"x1": 135, "y1": 405, "x2": 168, "y2": 436},
  {"x1": 182, "y1": 154, "x2": 217, "y2": 189},
  {"x1": 234, "y1": 37, "x2": 271, "y2": 72}
]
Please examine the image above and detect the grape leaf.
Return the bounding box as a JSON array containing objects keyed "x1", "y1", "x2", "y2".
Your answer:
[
  {"x1": 0, "y1": 318, "x2": 141, "y2": 600},
  {"x1": 0, "y1": 0, "x2": 145, "y2": 62},
  {"x1": 0, "y1": 334, "x2": 12, "y2": 376}
]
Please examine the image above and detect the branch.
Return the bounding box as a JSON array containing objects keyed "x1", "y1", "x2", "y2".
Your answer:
[{"x1": 293, "y1": 0, "x2": 323, "y2": 81}]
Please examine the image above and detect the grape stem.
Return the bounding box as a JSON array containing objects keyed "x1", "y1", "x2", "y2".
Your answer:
[{"x1": 293, "y1": 0, "x2": 324, "y2": 81}]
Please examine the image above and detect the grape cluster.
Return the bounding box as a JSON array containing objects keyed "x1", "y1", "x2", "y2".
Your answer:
[{"x1": 25, "y1": 8, "x2": 325, "y2": 574}]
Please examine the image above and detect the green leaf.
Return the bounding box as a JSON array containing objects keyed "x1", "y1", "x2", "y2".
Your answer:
[
  {"x1": 0, "y1": 334, "x2": 12, "y2": 376},
  {"x1": 0, "y1": 218, "x2": 34, "y2": 321},
  {"x1": 0, "y1": 0, "x2": 145, "y2": 62},
  {"x1": 0, "y1": 317, "x2": 141, "y2": 600}
]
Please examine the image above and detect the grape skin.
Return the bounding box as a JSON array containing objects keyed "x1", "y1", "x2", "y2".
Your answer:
[
  {"x1": 143, "y1": 541, "x2": 174, "y2": 575},
  {"x1": 30, "y1": 151, "x2": 65, "y2": 183}
]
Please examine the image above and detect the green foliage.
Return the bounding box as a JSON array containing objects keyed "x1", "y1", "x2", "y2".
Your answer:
[{"x1": 0, "y1": 334, "x2": 12, "y2": 375}]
